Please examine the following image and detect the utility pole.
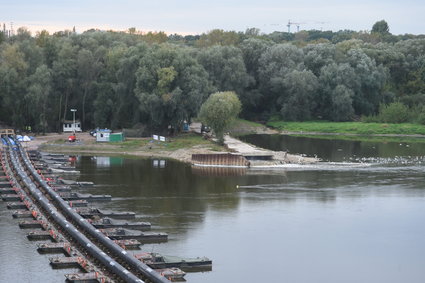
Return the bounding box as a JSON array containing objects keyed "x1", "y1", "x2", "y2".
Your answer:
[{"x1": 70, "y1": 109, "x2": 77, "y2": 133}]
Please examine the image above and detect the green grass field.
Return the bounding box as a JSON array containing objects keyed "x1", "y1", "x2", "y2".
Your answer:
[{"x1": 267, "y1": 121, "x2": 425, "y2": 135}]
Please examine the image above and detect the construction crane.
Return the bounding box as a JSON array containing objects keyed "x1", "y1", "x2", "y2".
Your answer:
[{"x1": 287, "y1": 20, "x2": 305, "y2": 33}]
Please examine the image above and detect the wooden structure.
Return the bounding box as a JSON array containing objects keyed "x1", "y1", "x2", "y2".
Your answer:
[
  {"x1": 192, "y1": 153, "x2": 250, "y2": 167},
  {"x1": 0, "y1": 128, "x2": 15, "y2": 136}
]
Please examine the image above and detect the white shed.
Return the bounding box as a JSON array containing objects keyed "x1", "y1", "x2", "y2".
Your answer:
[
  {"x1": 63, "y1": 120, "x2": 82, "y2": 133},
  {"x1": 96, "y1": 129, "x2": 112, "y2": 142}
]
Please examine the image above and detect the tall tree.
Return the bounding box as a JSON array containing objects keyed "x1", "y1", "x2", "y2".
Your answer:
[
  {"x1": 197, "y1": 45, "x2": 249, "y2": 95},
  {"x1": 135, "y1": 45, "x2": 211, "y2": 132},
  {"x1": 198, "y1": 91, "x2": 241, "y2": 144},
  {"x1": 196, "y1": 29, "x2": 241, "y2": 47},
  {"x1": 0, "y1": 44, "x2": 28, "y2": 127},
  {"x1": 372, "y1": 20, "x2": 390, "y2": 34},
  {"x1": 239, "y1": 38, "x2": 271, "y2": 117},
  {"x1": 51, "y1": 39, "x2": 78, "y2": 131},
  {"x1": 280, "y1": 70, "x2": 319, "y2": 121},
  {"x1": 258, "y1": 43, "x2": 304, "y2": 117},
  {"x1": 26, "y1": 65, "x2": 52, "y2": 132},
  {"x1": 77, "y1": 47, "x2": 104, "y2": 128}
]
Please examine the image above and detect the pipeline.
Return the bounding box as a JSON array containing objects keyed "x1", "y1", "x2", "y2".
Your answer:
[
  {"x1": 13, "y1": 139, "x2": 169, "y2": 283},
  {"x1": 3, "y1": 138, "x2": 145, "y2": 283}
]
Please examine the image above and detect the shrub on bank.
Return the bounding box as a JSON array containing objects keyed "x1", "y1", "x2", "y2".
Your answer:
[
  {"x1": 362, "y1": 102, "x2": 422, "y2": 124},
  {"x1": 378, "y1": 102, "x2": 410, "y2": 123}
]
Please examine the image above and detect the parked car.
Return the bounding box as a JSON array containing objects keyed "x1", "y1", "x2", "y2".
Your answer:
[
  {"x1": 89, "y1": 128, "x2": 99, "y2": 137},
  {"x1": 201, "y1": 124, "x2": 211, "y2": 133}
]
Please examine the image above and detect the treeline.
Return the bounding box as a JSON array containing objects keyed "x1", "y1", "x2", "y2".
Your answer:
[{"x1": 0, "y1": 23, "x2": 424, "y2": 133}]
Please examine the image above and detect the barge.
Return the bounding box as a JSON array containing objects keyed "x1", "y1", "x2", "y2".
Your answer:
[
  {"x1": 65, "y1": 272, "x2": 104, "y2": 283},
  {"x1": 75, "y1": 207, "x2": 136, "y2": 219},
  {"x1": 58, "y1": 192, "x2": 112, "y2": 202},
  {"x1": 7, "y1": 202, "x2": 27, "y2": 209},
  {"x1": 135, "y1": 252, "x2": 212, "y2": 272},
  {"x1": 100, "y1": 228, "x2": 168, "y2": 243},
  {"x1": 156, "y1": 268, "x2": 186, "y2": 282},
  {"x1": 91, "y1": 217, "x2": 151, "y2": 231}
]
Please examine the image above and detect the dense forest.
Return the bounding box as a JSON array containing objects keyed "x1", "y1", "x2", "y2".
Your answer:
[{"x1": 0, "y1": 20, "x2": 424, "y2": 134}]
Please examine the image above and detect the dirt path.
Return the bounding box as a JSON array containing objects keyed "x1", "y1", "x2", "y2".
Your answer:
[{"x1": 224, "y1": 135, "x2": 318, "y2": 165}]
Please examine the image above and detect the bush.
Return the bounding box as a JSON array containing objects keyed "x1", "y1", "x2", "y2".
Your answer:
[
  {"x1": 361, "y1": 115, "x2": 379, "y2": 123},
  {"x1": 377, "y1": 102, "x2": 410, "y2": 123},
  {"x1": 416, "y1": 106, "x2": 425, "y2": 125}
]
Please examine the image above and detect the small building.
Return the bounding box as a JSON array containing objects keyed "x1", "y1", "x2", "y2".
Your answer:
[
  {"x1": 96, "y1": 129, "x2": 112, "y2": 142},
  {"x1": 109, "y1": 132, "x2": 125, "y2": 142},
  {"x1": 63, "y1": 120, "x2": 82, "y2": 133}
]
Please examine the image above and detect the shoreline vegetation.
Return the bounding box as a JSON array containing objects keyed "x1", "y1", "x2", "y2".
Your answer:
[
  {"x1": 32, "y1": 119, "x2": 425, "y2": 165},
  {"x1": 2, "y1": 26, "x2": 425, "y2": 140},
  {"x1": 267, "y1": 121, "x2": 425, "y2": 136}
]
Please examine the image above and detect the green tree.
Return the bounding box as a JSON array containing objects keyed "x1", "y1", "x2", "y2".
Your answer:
[
  {"x1": 318, "y1": 63, "x2": 357, "y2": 120},
  {"x1": 372, "y1": 20, "x2": 390, "y2": 34},
  {"x1": 197, "y1": 45, "x2": 249, "y2": 94},
  {"x1": 135, "y1": 45, "x2": 211, "y2": 131},
  {"x1": 77, "y1": 47, "x2": 104, "y2": 128},
  {"x1": 0, "y1": 44, "x2": 28, "y2": 127},
  {"x1": 239, "y1": 38, "x2": 271, "y2": 117},
  {"x1": 196, "y1": 29, "x2": 241, "y2": 47},
  {"x1": 346, "y1": 48, "x2": 388, "y2": 115},
  {"x1": 51, "y1": 40, "x2": 78, "y2": 130},
  {"x1": 330, "y1": 85, "x2": 355, "y2": 121},
  {"x1": 258, "y1": 43, "x2": 304, "y2": 117},
  {"x1": 93, "y1": 43, "x2": 129, "y2": 128},
  {"x1": 280, "y1": 70, "x2": 319, "y2": 121},
  {"x1": 26, "y1": 65, "x2": 52, "y2": 133},
  {"x1": 198, "y1": 91, "x2": 241, "y2": 144},
  {"x1": 303, "y1": 43, "x2": 336, "y2": 76}
]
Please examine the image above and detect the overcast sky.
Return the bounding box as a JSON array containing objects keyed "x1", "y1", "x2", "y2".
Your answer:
[{"x1": 1, "y1": 0, "x2": 424, "y2": 35}]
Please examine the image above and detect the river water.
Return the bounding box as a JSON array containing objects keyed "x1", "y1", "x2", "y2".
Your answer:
[{"x1": 1, "y1": 135, "x2": 425, "y2": 283}]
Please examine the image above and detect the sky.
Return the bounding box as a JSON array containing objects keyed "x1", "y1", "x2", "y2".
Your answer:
[{"x1": 1, "y1": 0, "x2": 424, "y2": 35}]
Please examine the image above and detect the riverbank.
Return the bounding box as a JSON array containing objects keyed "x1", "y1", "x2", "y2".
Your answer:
[
  {"x1": 27, "y1": 130, "x2": 319, "y2": 166},
  {"x1": 30, "y1": 133, "x2": 222, "y2": 163},
  {"x1": 266, "y1": 121, "x2": 425, "y2": 136},
  {"x1": 23, "y1": 119, "x2": 425, "y2": 165}
]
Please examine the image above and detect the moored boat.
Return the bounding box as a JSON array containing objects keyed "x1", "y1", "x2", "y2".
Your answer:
[
  {"x1": 91, "y1": 217, "x2": 151, "y2": 231},
  {"x1": 135, "y1": 252, "x2": 212, "y2": 272},
  {"x1": 101, "y1": 228, "x2": 167, "y2": 243}
]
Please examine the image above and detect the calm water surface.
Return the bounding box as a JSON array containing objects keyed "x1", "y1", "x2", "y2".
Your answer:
[{"x1": 1, "y1": 135, "x2": 425, "y2": 283}]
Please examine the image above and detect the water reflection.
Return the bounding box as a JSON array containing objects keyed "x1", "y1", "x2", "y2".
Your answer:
[
  {"x1": 191, "y1": 166, "x2": 247, "y2": 177},
  {"x1": 76, "y1": 157, "x2": 244, "y2": 235},
  {"x1": 241, "y1": 134, "x2": 425, "y2": 162}
]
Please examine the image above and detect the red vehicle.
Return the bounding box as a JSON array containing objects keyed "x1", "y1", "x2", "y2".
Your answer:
[{"x1": 68, "y1": 134, "x2": 76, "y2": 142}]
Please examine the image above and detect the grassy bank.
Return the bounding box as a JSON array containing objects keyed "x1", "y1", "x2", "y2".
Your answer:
[
  {"x1": 267, "y1": 121, "x2": 425, "y2": 136},
  {"x1": 292, "y1": 134, "x2": 425, "y2": 144},
  {"x1": 40, "y1": 133, "x2": 223, "y2": 154},
  {"x1": 227, "y1": 119, "x2": 276, "y2": 136}
]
